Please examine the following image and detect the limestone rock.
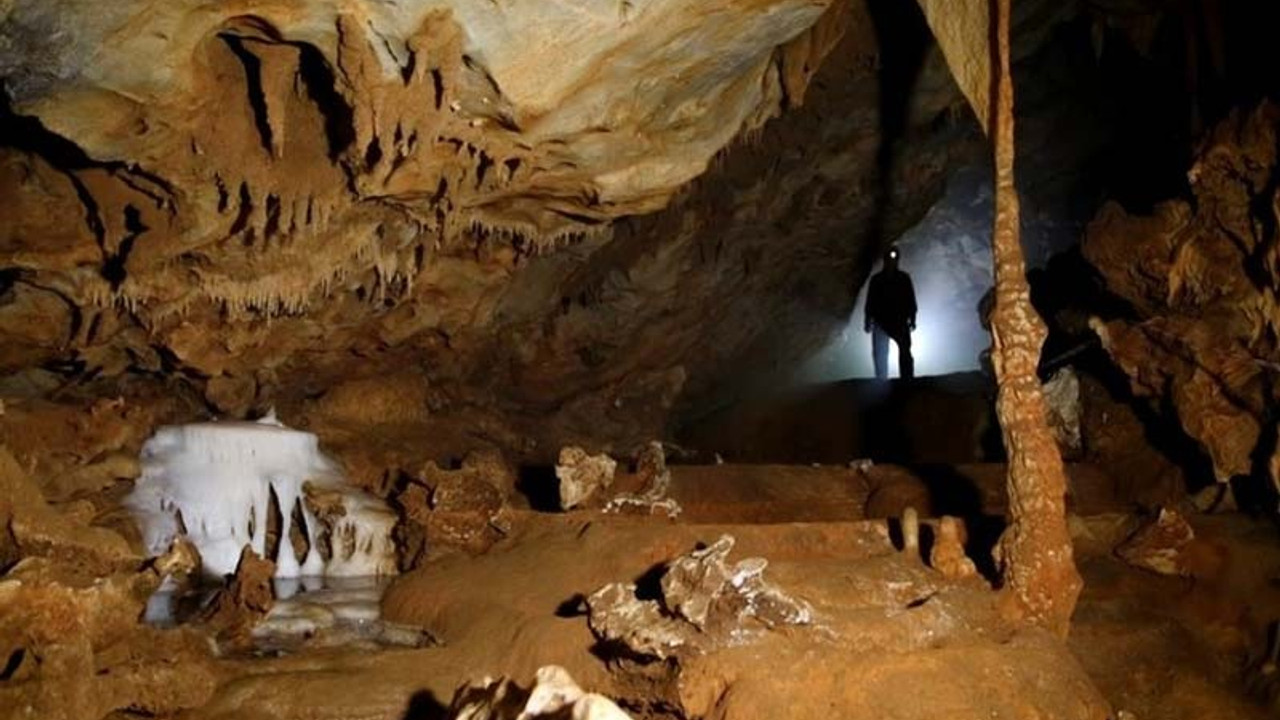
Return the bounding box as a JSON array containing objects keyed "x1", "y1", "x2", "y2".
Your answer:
[
  {"x1": 0, "y1": 444, "x2": 137, "y2": 573},
  {"x1": 394, "y1": 458, "x2": 513, "y2": 558},
  {"x1": 586, "y1": 534, "x2": 811, "y2": 660},
  {"x1": 556, "y1": 447, "x2": 617, "y2": 510},
  {"x1": 930, "y1": 516, "x2": 977, "y2": 580},
  {"x1": 586, "y1": 582, "x2": 692, "y2": 660},
  {"x1": 1042, "y1": 368, "x2": 1082, "y2": 458},
  {"x1": 200, "y1": 545, "x2": 276, "y2": 643},
  {"x1": 462, "y1": 448, "x2": 520, "y2": 500},
  {"x1": 449, "y1": 665, "x2": 632, "y2": 720},
  {"x1": 1084, "y1": 104, "x2": 1280, "y2": 490},
  {"x1": 0, "y1": 0, "x2": 973, "y2": 461},
  {"x1": 1115, "y1": 508, "x2": 1196, "y2": 577},
  {"x1": 604, "y1": 441, "x2": 682, "y2": 518},
  {"x1": 0, "y1": 557, "x2": 216, "y2": 719}
]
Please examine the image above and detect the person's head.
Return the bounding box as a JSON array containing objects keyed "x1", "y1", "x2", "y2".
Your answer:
[{"x1": 883, "y1": 246, "x2": 900, "y2": 270}]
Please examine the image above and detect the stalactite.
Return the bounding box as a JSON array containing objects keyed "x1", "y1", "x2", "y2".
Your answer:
[{"x1": 988, "y1": 0, "x2": 1082, "y2": 638}]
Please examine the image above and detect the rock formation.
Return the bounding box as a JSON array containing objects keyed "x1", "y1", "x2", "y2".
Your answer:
[
  {"x1": 449, "y1": 665, "x2": 632, "y2": 720},
  {"x1": 396, "y1": 452, "x2": 513, "y2": 559},
  {"x1": 0, "y1": 0, "x2": 972, "y2": 459},
  {"x1": 586, "y1": 535, "x2": 811, "y2": 660},
  {"x1": 126, "y1": 416, "x2": 399, "y2": 578},
  {"x1": 556, "y1": 446, "x2": 617, "y2": 511},
  {"x1": 1084, "y1": 103, "x2": 1280, "y2": 498},
  {"x1": 987, "y1": 0, "x2": 1082, "y2": 637},
  {"x1": 603, "y1": 441, "x2": 681, "y2": 518},
  {"x1": 199, "y1": 545, "x2": 276, "y2": 644}
]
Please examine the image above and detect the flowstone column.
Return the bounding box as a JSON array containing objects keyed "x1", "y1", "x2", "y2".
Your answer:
[{"x1": 989, "y1": 0, "x2": 1082, "y2": 637}]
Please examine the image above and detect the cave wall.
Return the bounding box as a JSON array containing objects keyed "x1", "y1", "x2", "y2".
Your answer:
[{"x1": 1084, "y1": 103, "x2": 1280, "y2": 497}]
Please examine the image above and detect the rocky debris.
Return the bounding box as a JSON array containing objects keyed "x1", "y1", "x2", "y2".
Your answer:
[
  {"x1": 152, "y1": 535, "x2": 202, "y2": 581},
  {"x1": 1042, "y1": 368, "x2": 1083, "y2": 458},
  {"x1": 586, "y1": 535, "x2": 811, "y2": 660},
  {"x1": 448, "y1": 665, "x2": 632, "y2": 720},
  {"x1": 394, "y1": 455, "x2": 514, "y2": 561},
  {"x1": 200, "y1": 545, "x2": 276, "y2": 644},
  {"x1": 930, "y1": 516, "x2": 978, "y2": 580},
  {"x1": 604, "y1": 441, "x2": 682, "y2": 519},
  {"x1": 1083, "y1": 103, "x2": 1280, "y2": 491},
  {"x1": 0, "y1": 556, "x2": 217, "y2": 719},
  {"x1": 556, "y1": 447, "x2": 617, "y2": 510},
  {"x1": 1115, "y1": 508, "x2": 1197, "y2": 577}
]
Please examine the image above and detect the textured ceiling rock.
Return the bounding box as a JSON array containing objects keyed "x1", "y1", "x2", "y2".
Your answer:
[
  {"x1": 1, "y1": 0, "x2": 833, "y2": 314},
  {"x1": 2, "y1": 0, "x2": 974, "y2": 457},
  {"x1": 6, "y1": 0, "x2": 1148, "y2": 461},
  {"x1": 915, "y1": 0, "x2": 991, "y2": 133},
  {"x1": 1084, "y1": 102, "x2": 1280, "y2": 487}
]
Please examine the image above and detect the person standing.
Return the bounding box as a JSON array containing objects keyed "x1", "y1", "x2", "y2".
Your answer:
[{"x1": 864, "y1": 246, "x2": 917, "y2": 380}]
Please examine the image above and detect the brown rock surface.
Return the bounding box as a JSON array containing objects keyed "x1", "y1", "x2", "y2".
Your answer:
[
  {"x1": 0, "y1": 0, "x2": 974, "y2": 460},
  {"x1": 0, "y1": 445, "x2": 137, "y2": 573},
  {"x1": 1084, "y1": 103, "x2": 1280, "y2": 490},
  {"x1": 988, "y1": 0, "x2": 1082, "y2": 637},
  {"x1": 930, "y1": 515, "x2": 978, "y2": 580},
  {"x1": 200, "y1": 546, "x2": 277, "y2": 645},
  {"x1": 555, "y1": 447, "x2": 617, "y2": 510},
  {"x1": 0, "y1": 557, "x2": 216, "y2": 719}
]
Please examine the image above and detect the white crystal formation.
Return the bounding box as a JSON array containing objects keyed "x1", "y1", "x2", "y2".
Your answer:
[{"x1": 127, "y1": 415, "x2": 397, "y2": 579}]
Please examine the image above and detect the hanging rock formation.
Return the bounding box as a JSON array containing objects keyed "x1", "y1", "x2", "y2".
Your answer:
[
  {"x1": 1, "y1": 0, "x2": 977, "y2": 458},
  {"x1": 1084, "y1": 103, "x2": 1280, "y2": 496}
]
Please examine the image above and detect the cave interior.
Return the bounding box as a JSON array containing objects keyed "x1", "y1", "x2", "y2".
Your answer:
[{"x1": 2, "y1": 1, "x2": 1280, "y2": 719}]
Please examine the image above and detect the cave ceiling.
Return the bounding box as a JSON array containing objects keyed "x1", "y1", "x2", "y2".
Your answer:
[{"x1": 0, "y1": 0, "x2": 1165, "y2": 457}]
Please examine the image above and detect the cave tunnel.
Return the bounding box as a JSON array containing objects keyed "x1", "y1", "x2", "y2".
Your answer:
[{"x1": 2, "y1": 1, "x2": 1280, "y2": 718}]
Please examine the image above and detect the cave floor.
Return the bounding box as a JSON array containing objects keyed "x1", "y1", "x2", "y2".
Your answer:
[{"x1": 182, "y1": 463, "x2": 1277, "y2": 720}]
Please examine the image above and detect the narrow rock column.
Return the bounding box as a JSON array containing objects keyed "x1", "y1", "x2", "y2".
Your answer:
[{"x1": 989, "y1": 0, "x2": 1083, "y2": 637}]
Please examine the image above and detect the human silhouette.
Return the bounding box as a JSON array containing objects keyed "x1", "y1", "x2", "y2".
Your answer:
[{"x1": 864, "y1": 246, "x2": 917, "y2": 380}]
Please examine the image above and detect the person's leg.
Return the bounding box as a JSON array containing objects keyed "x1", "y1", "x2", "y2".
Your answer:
[
  {"x1": 896, "y1": 331, "x2": 914, "y2": 379},
  {"x1": 872, "y1": 327, "x2": 889, "y2": 380}
]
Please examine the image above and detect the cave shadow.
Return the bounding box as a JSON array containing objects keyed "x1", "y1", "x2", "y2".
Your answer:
[
  {"x1": 1239, "y1": 370, "x2": 1280, "y2": 516},
  {"x1": 401, "y1": 690, "x2": 448, "y2": 720},
  {"x1": 909, "y1": 463, "x2": 1005, "y2": 581},
  {"x1": 514, "y1": 465, "x2": 560, "y2": 512},
  {"x1": 857, "y1": 379, "x2": 915, "y2": 463}
]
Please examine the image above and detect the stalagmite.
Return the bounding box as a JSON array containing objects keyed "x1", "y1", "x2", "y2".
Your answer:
[{"x1": 987, "y1": 0, "x2": 1083, "y2": 636}]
